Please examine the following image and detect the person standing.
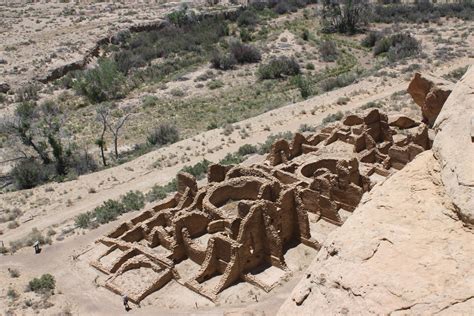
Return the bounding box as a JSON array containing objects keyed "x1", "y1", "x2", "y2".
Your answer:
[{"x1": 123, "y1": 294, "x2": 130, "y2": 311}]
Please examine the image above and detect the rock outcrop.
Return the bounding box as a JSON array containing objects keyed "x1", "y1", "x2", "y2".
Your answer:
[
  {"x1": 432, "y1": 66, "x2": 474, "y2": 225},
  {"x1": 407, "y1": 72, "x2": 453, "y2": 126},
  {"x1": 278, "y1": 151, "x2": 474, "y2": 315}
]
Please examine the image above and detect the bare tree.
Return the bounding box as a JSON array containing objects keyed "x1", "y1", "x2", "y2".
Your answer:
[
  {"x1": 107, "y1": 110, "x2": 132, "y2": 160},
  {"x1": 96, "y1": 106, "x2": 109, "y2": 166}
]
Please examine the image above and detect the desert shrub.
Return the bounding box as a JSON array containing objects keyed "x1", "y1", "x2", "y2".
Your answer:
[
  {"x1": 274, "y1": 1, "x2": 291, "y2": 14},
  {"x1": 322, "y1": 111, "x2": 344, "y2": 124},
  {"x1": 373, "y1": 37, "x2": 392, "y2": 56},
  {"x1": 373, "y1": 33, "x2": 421, "y2": 61},
  {"x1": 207, "y1": 80, "x2": 224, "y2": 90},
  {"x1": 319, "y1": 72, "x2": 358, "y2": 92},
  {"x1": 238, "y1": 144, "x2": 258, "y2": 156},
  {"x1": 121, "y1": 191, "x2": 145, "y2": 211},
  {"x1": 11, "y1": 159, "x2": 52, "y2": 189},
  {"x1": 258, "y1": 57, "x2": 300, "y2": 79},
  {"x1": 0, "y1": 246, "x2": 8, "y2": 254},
  {"x1": 0, "y1": 208, "x2": 22, "y2": 223},
  {"x1": 7, "y1": 288, "x2": 18, "y2": 300},
  {"x1": 240, "y1": 28, "x2": 253, "y2": 42},
  {"x1": 142, "y1": 95, "x2": 159, "y2": 108},
  {"x1": 170, "y1": 88, "x2": 185, "y2": 97},
  {"x1": 319, "y1": 40, "x2": 338, "y2": 62},
  {"x1": 237, "y1": 10, "x2": 259, "y2": 27},
  {"x1": 292, "y1": 75, "x2": 313, "y2": 99},
  {"x1": 360, "y1": 101, "x2": 383, "y2": 110},
  {"x1": 73, "y1": 59, "x2": 126, "y2": 103},
  {"x1": 75, "y1": 212, "x2": 92, "y2": 228},
  {"x1": 321, "y1": 0, "x2": 369, "y2": 34},
  {"x1": 67, "y1": 150, "x2": 98, "y2": 176},
  {"x1": 302, "y1": 28, "x2": 310, "y2": 41},
  {"x1": 229, "y1": 41, "x2": 261, "y2": 64},
  {"x1": 9, "y1": 268, "x2": 20, "y2": 278},
  {"x1": 299, "y1": 123, "x2": 316, "y2": 132},
  {"x1": 181, "y1": 159, "x2": 211, "y2": 180},
  {"x1": 15, "y1": 84, "x2": 40, "y2": 102},
  {"x1": 220, "y1": 153, "x2": 244, "y2": 165},
  {"x1": 94, "y1": 199, "x2": 125, "y2": 224},
  {"x1": 361, "y1": 31, "x2": 383, "y2": 48},
  {"x1": 28, "y1": 274, "x2": 55, "y2": 293},
  {"x1": 210, "y1": 51, "x2": 237, "y2": 70},
  {"x1": 146, "y1": 179, "x2": 177, "y2": 202},
  {"x1": 147, "y1": 123, "x2": 179, "y2": 146},
  {"x1": 306, "y1": 62, "x2": 315, "y2": 70},
  {"x1": 443, "y1": 66, "x2": 468, "y2": 82}
]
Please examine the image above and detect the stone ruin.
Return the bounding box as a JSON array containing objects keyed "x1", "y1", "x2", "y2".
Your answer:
[{"x1": 90, "y1": 109, "x2": 431, "y2": 304}]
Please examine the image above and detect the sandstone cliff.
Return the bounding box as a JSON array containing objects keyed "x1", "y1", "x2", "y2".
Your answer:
[
  {"x1": 278, "y1": 151, "x2": 474, "y2": 315},
  {"x1": 432, "y1": 67, "x2": 474, "y2": 225}
]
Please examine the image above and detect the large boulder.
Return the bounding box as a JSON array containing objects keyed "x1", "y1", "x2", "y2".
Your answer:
[
  {"x1": 278, "y1": 151, "x2": 474, "y2": 315},
  {"x1": 432, "y1": 66, "x2": 474, "y2": 224},
  {"x1": 407, "y1": 72, "x2": 453, "y2": 126}
]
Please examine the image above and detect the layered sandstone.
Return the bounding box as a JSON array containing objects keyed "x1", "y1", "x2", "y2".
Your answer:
[
  {"x1": 432, "y1": 66, "x2": 474, "y2": 224},
  {"x1": 278, "y1": 151, "x2": 474, "y2": 315}
]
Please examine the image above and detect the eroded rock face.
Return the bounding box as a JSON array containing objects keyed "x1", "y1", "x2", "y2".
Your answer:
[
  {"x1": 432, "y1": 66, "x2": 474, "y2": 225},
  {"x1": 89, "y1": 109, "x2": 429, "y2": 304},
  {"x1": 278, "y1": 152, "x2": 474, "y2": 315},
  {"x1": 407, "y1": 72, "x2": 453, "y2": 126}
]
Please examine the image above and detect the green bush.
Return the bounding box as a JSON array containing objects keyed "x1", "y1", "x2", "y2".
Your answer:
[
  {"x1": 319, "y1": 40, "x2": 338, "y2": 62},
  {"x1": 299, "y1": 123, "x2": 315, "y2": 132},
  {"x1": 142, "y1": 95, "x2": 159, "y2": 108},
  {"x1": 94, "y1": 199, "x2": 125, "y2": 224},
  {"x1": 121, "y1": 191, "x2": 145, "y2": 211},
  {"x1": 147, "y1": 123, "x2": 179, "y2": 146},
  {"x1": 11, "y1": 159, "x2": 51, "y2": 190},
  {"x1": 237, "y1": 10, "x2": 259, "y2": 27},
  {"x1": 258, "y1": 57, "x2": 300, "y2": 80},
  {"x1": 373, "y1": 33, "x2": 421, "y2": 62},
  {"x1": 207, "y1": 80, "x2": 224, "y2": 90},
  {"x1": 322, "y1": 111, "x2": 344, "y2": 124},
  {"x1": 73, "y1": 59, "x2": 126, "y2": 103},
  {"x1": 237, "y1": 144, "x2": 258, "y2": 156},
  {"x1": 229, "y1": 41, "x2": 261, "y2": 64},
  {"x1": 292, "y1": 75, "x2": 313, "y2": 99},
  {"x1": 220, "y1": 153, "x2": 244, "y2": 166},
  {"x1": 361, "y1": 31, "x2": 383, "y2": 48},
  {"x1": 28, "y1": 274, "x2": 55, "y2": 293},
  {"x1": 146, "y1": 179, "x2": 177, "y2": 202},
  {"x1": 75, "y1": 212, "x2": 92, "y2": 228},
  {"x1": 210, "y1": 51, "x2": 237, "y2": 70},
  {"x1": 181, "y1": 159, "x2": 211, "y2": 180},
  {"x1": 319, "y1": 72, "x2": 358, "y2": 92}
]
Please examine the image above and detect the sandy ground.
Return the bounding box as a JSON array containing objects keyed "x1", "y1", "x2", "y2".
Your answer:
[
  {"x1": 0, "y1": 0, "x2": 231, "y2": 92},
  {"x1": 0, "y1": 55, "x2": 471, "y2": 314}
]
